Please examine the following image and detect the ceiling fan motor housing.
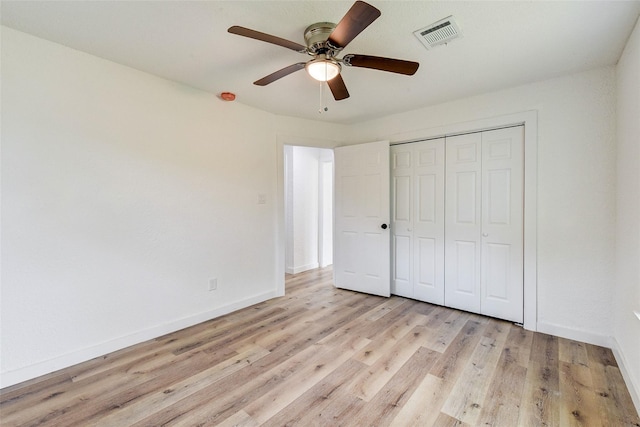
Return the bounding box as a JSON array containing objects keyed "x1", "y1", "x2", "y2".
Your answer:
[
  {"x1": 228, "y1": 0, "x2": 418, "y2": 101},
  {"x1": 304, "y1": 22, "x2": 338, "y2": 56}
]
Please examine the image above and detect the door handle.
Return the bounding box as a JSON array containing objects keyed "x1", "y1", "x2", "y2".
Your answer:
[
  {"x1": 381, "y1": 224, "x2": 388, "y2": 230},
  {"x1": 482, "y1": 233, "x2": 489, "y2": 237}
]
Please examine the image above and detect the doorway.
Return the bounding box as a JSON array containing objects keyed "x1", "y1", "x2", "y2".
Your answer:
[{"x1": 284, "y1": 145, "x2": 334, "y2": 275}]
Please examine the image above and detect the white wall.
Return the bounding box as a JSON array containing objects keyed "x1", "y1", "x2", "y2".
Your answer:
[
  {"x1": 614, "y1": 16, "x2": 640, "y2": 410},
  {"x1": 319, "y1": 152, "x2": 333, "y2": 268},
  {"x1": 290, "y1": 146, "x2": 320, "y2": 274},
  {"x1": 284, "y1": 146, "x2": 333, "y2": 274},
  {"x1": 347, "y1": 66, "x2": 617, "y2": 346},
  {"x1": 0, "y1": 27, "x2": 345, "y2": 387}
]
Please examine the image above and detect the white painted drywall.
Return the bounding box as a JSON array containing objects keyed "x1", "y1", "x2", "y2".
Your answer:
[
  {"x1": 284, "y1": 145, "x2": 333, "y2": 274},
  {"x1": 291, "y1": 146, "x2": 320, "y2": 274},
  {"x1": 284, "y1": 145, "x2": 294, "y2": 274},
  {"x1": 614, "y1": 16, "x2": 640, "y2": 410},
  {"x1": 0, "y1": 27, "x2": 346, "y2": 387},
  {"x1": 346, "y1": 66, "x2": 617, "y2": 345},
  {"x1": 319, "y1": 154, "x2": 334, "y2": 268}
]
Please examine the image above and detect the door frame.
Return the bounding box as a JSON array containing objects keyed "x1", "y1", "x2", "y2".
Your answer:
[
  {"x1": 318, "y1": 158, "x2": 334, "y2": 268},
  {"x1": 389, "y1": 110, "x2": 538, "y2": 331},
  {"x1": 276, "y1": 134, "x2": 342, "y2": 297}
]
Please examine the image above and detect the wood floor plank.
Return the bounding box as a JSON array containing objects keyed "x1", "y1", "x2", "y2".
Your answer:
[
  {"x1": 559, "y1": 337, "x2": 590, "y2": 367},
  {"x1": 244, "y1": 291, "x2": 369, "y2": 352},
  {"x1": 260, "y1": 359, "x2": 366, "y2": 427},
  {"x1": 429, "y1": 318, "x2": 485, "y2": 381},
  {"x1": 421, "y1": 304, "x2": 452, "y2": 329},
  {"x1": 92, "y1": 345, "x2": 270, "y2": 426},
  {"x1": 590, "y1": 360, "x2": 640, "y2": 426},
  {"x1": 347, "y1": 325, "x2": 431, "y2": 401},
  {"x1": 432, "y1": 411, "x2": 471, "y2": 426},
  {"x1": 1, "y1": 266, "x2": 638, "y2": 427},
  {"x1": 389, "y1": 373, "x2": 445, "y2": 427},
  {"x1": 209, "y1": 410, "x2": 259, "y2": 427},
  {"x1": 362, "y1": 297, "x2": 407, "y2": 321},
  {"x1": 422, "y1": 310, "x2": 472, "y2": 353},
  {"x1": 586, "y1": 343, "x2": 619, "y2": 367},
  {"x1": 351, "y1": 312, "x2": 427, "y2": 366},
  {"x1": 350, "y1": 346, "x2": 440, "y2": 426},
  {"x1": 2, "y1": 349, "x2": 198, "y2": 426},
  {"x1": 504, "y1": 322, "x2": 534, "y2": 368},
  {"x1": 476, "y1": 325, "x2": 530, "y2": 427},
  {"x1": 558, "y1": 360, "x2": 600, "y2": 426},
  {"x1": 29, "y1": 345, "x2": 244, "y2": 427},
  {"x1": 441, "y1": 324, "x2": 510, "y2": 425},
  {"x1": 243, "y1": 333, "x2": 371, "y2": 424},
  {"x1": 517, "y1": 332, "x2": 561, "y2": 427}
]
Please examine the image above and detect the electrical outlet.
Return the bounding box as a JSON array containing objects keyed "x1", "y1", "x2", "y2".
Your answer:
[{"x1": 208, "y1": 278, "x2": 217, "y2": 291}]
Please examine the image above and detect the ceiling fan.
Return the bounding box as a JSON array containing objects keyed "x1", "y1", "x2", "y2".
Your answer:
[{"x1": 228, "y1": 1, "x2": 419, "y2": 101}]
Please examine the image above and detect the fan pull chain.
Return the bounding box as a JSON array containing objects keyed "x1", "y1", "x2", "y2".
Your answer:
[{"x1": 318, "y1": 81, "x2": 328, "y2": 114}]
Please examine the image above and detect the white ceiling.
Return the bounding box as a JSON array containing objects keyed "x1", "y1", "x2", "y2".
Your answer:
[{"x1": 2, "y1": 1, "x2": 639, "y2": 124}]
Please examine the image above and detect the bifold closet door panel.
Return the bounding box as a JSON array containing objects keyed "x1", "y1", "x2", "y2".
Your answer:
[
  {"x1": 390, "y1": 145, "x2": 413, "y2": 298},
  {"x1": 390, "y1": 140, "x2": 445, "y2": 303},
  {"x1": 392, "y1": 128, "x2": 524, "y2": 322},
  {"x1": 444, "y1": 133, "x2": 482, "y2": 313},
  {"x1": 480, "y1": 127, "x2": 524, "y2": 323},
  {"x1": 413, "y1": 139, "x2": 445, "y2": 305}
]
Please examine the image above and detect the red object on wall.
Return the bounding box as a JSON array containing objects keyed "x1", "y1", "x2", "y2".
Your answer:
[{"x1": 220, "y1": 92, "x2": 236, "y2": 101}]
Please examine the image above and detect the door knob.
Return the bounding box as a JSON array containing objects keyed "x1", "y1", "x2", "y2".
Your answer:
[
  {"x1": 482, "y1": 233, "x2": 488, "y2": 237},
  {"x1": 381, "y1": 224, "x2": 388, "y2": 230}
]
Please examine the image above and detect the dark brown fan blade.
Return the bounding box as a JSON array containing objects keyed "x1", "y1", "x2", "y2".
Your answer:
[
  {"x1": 254, "y1": 63, "x2": 306, "y2": 86},
  {"x1": 344, "y1": 54, "x2": 419, "y2": 75},
  {"x1": 228, "y1": 26, "x2": 307, "y2": 53},
  {"x1": 327, "y1": 74, "x2": 350, "y2": 100},
  {"x1": 327, "y1": 1, "x2": 381, "y2": 49}
]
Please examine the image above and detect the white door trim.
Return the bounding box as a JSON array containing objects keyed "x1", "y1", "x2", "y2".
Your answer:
[
  {"x1": 390, "y1": 111, "x2": 538, "y2": 331},
  {"x1": 276, "y1": 134, "x2": 342, "y2": 297}
]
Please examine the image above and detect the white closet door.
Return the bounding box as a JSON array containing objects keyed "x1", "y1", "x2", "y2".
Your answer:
[
  {"x1": 445, "y1": 133, "x2": 482, "y2": 313},
  {"x1": 480, "y1": 127, "x2": 524, "y2": 322},
  {"x1": 390, "y1": 145, "x2": 413, "y2": 298},
  {"x1": 413, "y1": 139, "x2": 445, "y2": 304},
  {"x1": 334, "y1": 141, "x2": 390, "y2": 297}
]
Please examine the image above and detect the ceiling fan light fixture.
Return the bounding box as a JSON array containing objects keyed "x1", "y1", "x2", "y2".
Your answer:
[{"x1": 306, "y1": 57, "x2": 341, "y2": 82}]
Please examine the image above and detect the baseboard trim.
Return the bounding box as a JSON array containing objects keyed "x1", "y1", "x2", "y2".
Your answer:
[
  {"x1": 289, "y1": 262, "x2": 319, "y2": 275},
  {"x1": 536, "y1": 321, "x2": 611, "y2": 347},
  {"x1": 610, "y1": 337, "x2": 640, "y2": 415},
  {"x1": 0, "y1": 290, "x2": 278, "y2": 389}
]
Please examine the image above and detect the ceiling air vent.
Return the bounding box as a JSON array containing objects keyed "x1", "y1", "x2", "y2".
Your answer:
[{"x1": 414, "y1": 16, "x2": 462, "y2": 49}]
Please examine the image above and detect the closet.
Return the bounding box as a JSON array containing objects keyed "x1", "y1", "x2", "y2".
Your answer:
[{"x1": 391, "y1": 126, "x2": 524, "y2": 323}]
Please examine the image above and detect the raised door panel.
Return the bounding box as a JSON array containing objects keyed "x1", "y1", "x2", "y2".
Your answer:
[
  {"x1": 413, "y1": 139, "x2": 445, "y2": 304},
  {"x1": 390, "y1": 145, "x2": 413, "y2": 297},
  {"x1": 335, "y1": 149, "x2": 361, "y2": 285},
  {"x1": 481, "y1": 127, "x2": 524, "y2": 322},
  {"x1": 445, "y1": 133, "x2": 482, "y2": 313}
]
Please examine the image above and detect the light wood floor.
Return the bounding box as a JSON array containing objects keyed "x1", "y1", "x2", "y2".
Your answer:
[{"x1": 1, "y1": 267, "x2": 639, "y2": 426}]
